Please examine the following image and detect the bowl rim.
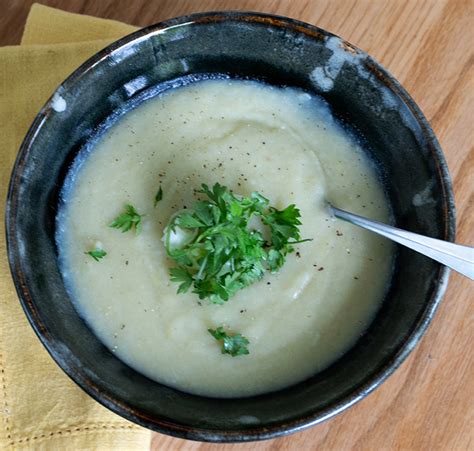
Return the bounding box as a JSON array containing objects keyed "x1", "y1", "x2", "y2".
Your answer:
[{"x1": 5, "y1": 10, "x2": 456, "y2": 443}]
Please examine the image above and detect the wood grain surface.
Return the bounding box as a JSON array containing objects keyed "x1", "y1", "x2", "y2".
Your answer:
[{"x1": 2, "y1": 1, "x2": 473, "y2": 449}]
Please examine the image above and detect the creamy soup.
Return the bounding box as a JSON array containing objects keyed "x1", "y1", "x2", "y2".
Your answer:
[{"x1": 57, "y1": 79, "x2": 393, "y2": 398}]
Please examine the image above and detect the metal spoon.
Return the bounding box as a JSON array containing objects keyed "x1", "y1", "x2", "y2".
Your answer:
[{"x1": 330, "y1": 205, "x2": 474, "y2": 280}]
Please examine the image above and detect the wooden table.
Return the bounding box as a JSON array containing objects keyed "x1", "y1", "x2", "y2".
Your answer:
[{"x1": 2, "y1": 1, "x2": 472, "y2": 449}]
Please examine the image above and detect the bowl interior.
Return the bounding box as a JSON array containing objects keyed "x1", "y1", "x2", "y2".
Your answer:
[{"x1": 6, "y1": 12, "x2": 454, "y2": 442}]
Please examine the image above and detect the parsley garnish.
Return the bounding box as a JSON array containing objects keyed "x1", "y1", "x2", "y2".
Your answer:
[
  {"x1": 154, "y1": 186, "x2": 163, "y2": 207},
  {"x1": 85, "y1": 248, "x2": 107, "y2": 261},
  {"x1": 208, "y1": 326, "x2": 250, "y2": 357},
  {"x1": 109, "y1": 204, "x2": 143, "y2": 235},
  {"x1": 164, "y1": 183, "x2": 311, "y2": 304}
]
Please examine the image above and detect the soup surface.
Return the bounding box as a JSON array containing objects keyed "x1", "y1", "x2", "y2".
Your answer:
[{"x1": 57, "y1": 79, "x2": 393, "y2": 397}]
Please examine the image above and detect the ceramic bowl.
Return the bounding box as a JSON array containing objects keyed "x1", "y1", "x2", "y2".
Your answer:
[{"x1": 6, "y1": 12, "x2": 455, "y2": 442}]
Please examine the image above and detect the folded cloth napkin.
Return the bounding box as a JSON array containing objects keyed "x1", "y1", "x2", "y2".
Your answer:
[{"x1": 0, "y1": 4, "x2": 153, "y2": 449}]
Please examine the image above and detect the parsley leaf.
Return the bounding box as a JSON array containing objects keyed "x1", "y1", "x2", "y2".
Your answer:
[
  {"x1": 175, "y1": 213, "x2": 206, "y2": 229},
  {"x1": 85, "y1": 248, "x2": 107, "y2": 261},
  {"x1": 208, "y1": 326, "x2": 250, "y2": 357},
  {"x1": 169, "y1": 267, "x2": 193, "y2": 294},
  {"x1": 164, "y1": 183, "x2": 311, "y2": 303},
  {"x1": 109, "y1": 204, "x2": 144, "y2": 235},
  {"x1": 154, "y1": 186, "x2": 163, "y2": 207}
]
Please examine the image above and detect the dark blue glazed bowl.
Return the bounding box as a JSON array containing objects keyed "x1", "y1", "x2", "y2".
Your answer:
[{"x1": 6, "y1": 12, "x2": 454, "y2": 442}]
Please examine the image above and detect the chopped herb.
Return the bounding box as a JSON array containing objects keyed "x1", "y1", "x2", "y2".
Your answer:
[
  {"x1": 164, "y1": 182, "x2": 311, "y2": 304},
  {"x1": 169, "y1": 267, "x2": 193, "y2": 294},
  {"x1": 85, "y1": 248, "x2": 107, "y2": 261},
  {"x1": 208, "y1": 326, "x2": 250, "y2": 357},
  {"x1": 154, "y1": 186, "x2": 163, "y2": 207},
  {"x1": 109, "y1": 204, "x2": 143, "y2": 235}
]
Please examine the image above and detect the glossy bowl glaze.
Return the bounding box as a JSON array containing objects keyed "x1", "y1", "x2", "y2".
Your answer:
[{"x1": 6, "y1": 12, "x2": 455, "y2": 442}]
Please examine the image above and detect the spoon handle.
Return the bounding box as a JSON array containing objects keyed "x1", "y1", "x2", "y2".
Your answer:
[{"x1": 331, "y1": 206, "x2": 474, "y2": 280}]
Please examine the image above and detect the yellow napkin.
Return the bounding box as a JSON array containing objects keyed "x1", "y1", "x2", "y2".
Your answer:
[{"x1": 0, "y1": 5, "x2": 153, "y2": 449}]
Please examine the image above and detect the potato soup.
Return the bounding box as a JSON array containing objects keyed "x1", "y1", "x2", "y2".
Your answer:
[{"x1": 56, "y1": 79, "x2": 393, "y2": 397}]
